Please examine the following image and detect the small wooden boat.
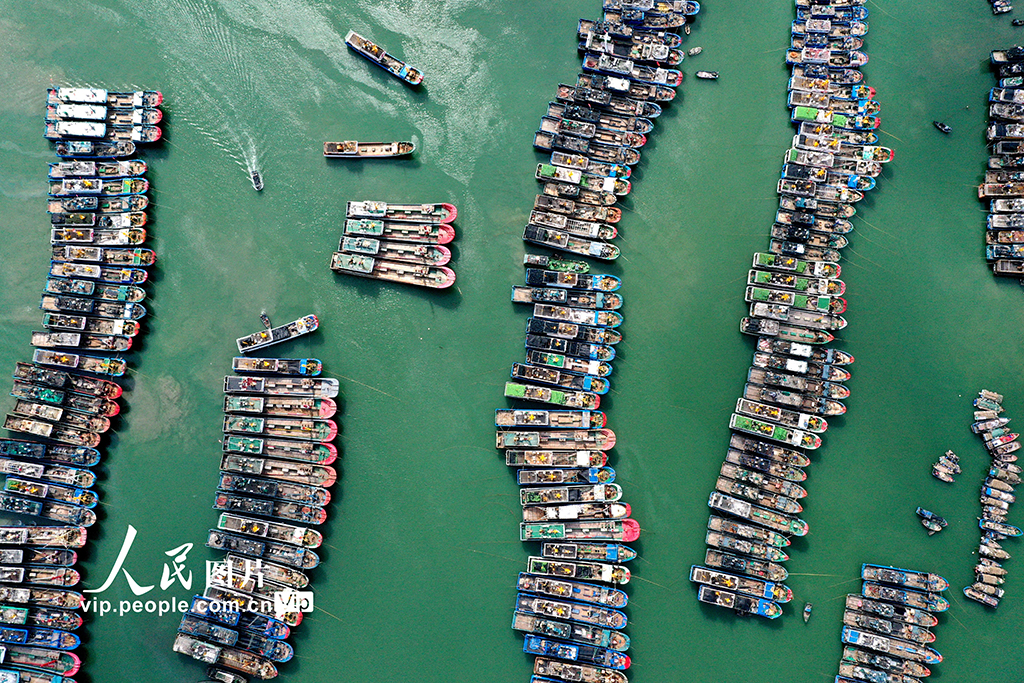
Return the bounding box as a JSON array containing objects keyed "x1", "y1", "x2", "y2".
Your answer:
[
  {"x1": 803, "y1": 602, "x2": 812, "y2": 622},
  {"x1": 324, "y1": 140, "x2": 415, "y2": 158},
  {"x1": 696, "y1": 70, "x2": 719, "y2": 79},
  {"x1": 344, "y1": 218, "x2": 455, "y2": 244},
  {"x1": 344, "y1": 31, "x2": 423, "y2": 85},
  {"x1": 980, "y1": 519, "x2": 1023, "y2": 537},
  {"x1": 517, "y1": 572, "x2": 627, "y2": 612},
  {"x1": 250, "y1": 170, "x2": 263, "y2": 192},
  {"x1": 330, "y1": 252, "x2": 455, "y2": 289},
  {"x1": 55, "y1": 139, "x2": 136, "y2": 158},
  {"x1": 235, "y1": 315, "x2": 318, "y2": 354}
]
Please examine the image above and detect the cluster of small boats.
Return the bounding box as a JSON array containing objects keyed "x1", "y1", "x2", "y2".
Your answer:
[
  {"x1": 830, "y1": 564, "x2": 948, "y2": 683},
  {"x1": 499, "y1": 2, "x2": 702, "y2": 680},
  {"x1": 44, "y1": 87, "x2": 163, "y2": 143},
  {"x1": 330, "y1": 201, "x2": 457, "y2": 289},
  {"x1": 980, "y1": 48, "x2": 1024, "y2": 278},
  {"x1": 0, "y1": 88, "x2": 162, "y2": 683},
  {"x1": 696, "y1": 0, "x2": 888, "y2": 619},
  {"x1": 962, "y1": 389, "x2": 1022, "y2": 609},
  {"x1": 172, "y1": 353, "x2": 340, "y2": 680}
]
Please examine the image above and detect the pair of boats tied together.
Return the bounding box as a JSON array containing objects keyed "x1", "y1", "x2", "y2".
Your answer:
[
  {"x1": 826, "y1": 563, "x2": 949, "y2": 683},
  {"x1": 695, "y1": 0, "x2": 892, "y2": 619},
  {"x1": 979, "y1": 47, "x2": 1024, "y2": 278},
  {"x1": 172, "y1": 350, "x2": 340, "y2": 680},
  {"x1": 498, "y1": 0, "x2": 703, "y2": 679},
  {"x1": 330, "y1": 201, "x2": 458, "y2": 288},
  {"x1": 960, "y1": 389, "x2": 1022, "y2": 609},
  {"x1": 0, "y1": 86, "x2": 163, "y2": 683}
]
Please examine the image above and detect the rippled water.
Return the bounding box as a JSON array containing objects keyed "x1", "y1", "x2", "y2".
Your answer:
[{"x1": 0, "y1": 0, "x2": 1022, "y2": 681}]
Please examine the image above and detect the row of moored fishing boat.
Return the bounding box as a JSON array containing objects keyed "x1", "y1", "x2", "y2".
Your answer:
[
  {"x1": 171, "y1": 342, "x2": 340, "y2": 681},
  {"x1": 829, "y1": 563, "x2": 948, "y2": 683},
  {"x1": 980, "y1": 47, "x2": 1024, "y2": 278},
  {"x1": 962, "y1": 389, "x2": 1022, "y2": 608},
  {"x1": 499, "y1": 1, "x2": 701, "y2": 681},
  {"x1": 329, "y1": 201, "x2": 457, "y2": 288},
  {"x1": 692, "y1": 0, "x2": 894, "y2": 619},
  {"x1": 0, "y1": 87, "x2": 163, "y2": 683}
]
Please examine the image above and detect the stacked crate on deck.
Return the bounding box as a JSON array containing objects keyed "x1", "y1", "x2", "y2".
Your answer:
[
  {"x1": 691, "y1": 0, "x2": 895, "y2": 619},
  {"x1": 0, "y1": 86, "x2": 162, "y2": 683}
]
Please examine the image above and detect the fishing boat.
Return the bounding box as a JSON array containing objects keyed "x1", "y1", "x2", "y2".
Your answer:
[
  {"x1": 47, "y1": 87, "x2": 162, "y2": 108},
  {"x1": 690, "y1": 565, "x2": 792, "y2": 603},
  {"x1": 526, "y1": 269, "x2": 621, "y2": 292},
  {"x1": 708, "y1": 491, "x2": 809, "y2": 535},
  {"x1": 724, "y1": 449, "x2": 806, "y2": 483},
  {"x1": 841, "y1": 647, "x2": 931, "y2": 679},
  {"x1": 747, "y1": 366, "x2": 849, "y2": 400},
  {"x1": 505, "y1": 450, "x2": 608, "y2": 468},
  {"x1": 575, "y1": 73, "x2": 675, "y2": 103},
  {"x1": 44, "y1": 121, "x2": 161, "y2": 143},
  {"x1": 235, "y1": 315, "x2": 318, "y2": 354},
  {"x1": 753, "y1": 351, "x2": 850, "y2": 383},
  {"x1": 533, "y1": 195, "x2": 622, "y2": 223},
  {"x1": 11, "y1": 380, "x2": 118, "y2": 416},
  {"x1": 42, "y1": 312, "x2": 139, "y2": 337},
  {"x1": 718, "y1": 461, "x2": 807, "y2": 499},
  {"x1": 512, "y1": 612, "x2": 629, "y2": 652},
  {"x1": 862, "y1": 582, "x2": 949, "y2": 612},
  {"x1": 513, "y1": 285, "x2": 622, "y2": 311},
  {"x1": 979, "y1": 519, "x2": 1023, "y2": 537},
  {"x1": 729, "y1": 413, "x2": 821, "y2": 449},
  {"x1": 48, "y1": 177, "x2": 148, "y2": 197},
  {"x1": 550, "y1": 151, "x2": 632, "y2": 179},
  {"x1": 51, "y1": 245, "x2": 155, "y2": 267},
  {"x1": 2, "y1": 645, "x2": 81, "y2": 675},
  {"x1": 714, "y1": 476, "x2": 803, "y2": 514},
  {"x1": 845, "y1": 594, "x2": 937, "y2": 628},
  {"x1": 843, "y1": 610, "x2": 936, "y2": 644},
  {"x1": 581, "y1": 52, "x2": 683, "y2": 87},
  {"x1": 324, "y1": 140, "x2": 415, "y2": 158},
  {"x1": 706, "y1": 530, "x2": 788, "y2": 563},
  {"x1": 220, "y1": 454, "x2": 337, "y2": 487},
  {"x1": 218, "y1": 472, "x2": 329, "y2": 507},
  {"x1": 541, "y1": 541, "x2": 635, "y2": 564},
  {"x1": 343, "y1": 218, "x2": 455, "y2": 244},
  {"x1": 534, "y1": 130, "x2": 641, "y2": 167},
  {"x1": 555, "y1": 83, "x2": 662, "y2": 119},
  {"x1": 213, "y1": 492, "x2": 326, "y2": 525},
  {"x1": 841, "y1": 627, "x2": 942, "y2": 665},
  {"x1": 576, "y1": 17, "x2": 682, "y2": 47},
  {"x1": 517, "y1": 572, "x2": 627, "y2": 608},
  {"x1": 339, "y1": 235, "x2": 450, "y2": 266},
  {"x1": 346, "y1": 201, "x2": 456, "y2": 224},
  {"x1": 55, "y1": 139, "x2": 136, "y2": 158},
  {"x1": 2, "y1": 415, "x2": 100, "y2": 448},
  {"x1": 522, "y1": 501, "x2": 630, "y2": 522},
  {"x1": 46, "y1": 102, "x2": 162, "y2": 125},
  {"x1": 730, "y1": 434, "x2": 810, "y2": 466},
  {"x1": 963, "y1": 586, "x2": 1000, "y2": 608},
  {"x1": 222, "y1": 435, "x2": 336, "y2": 465},
  {"x1": 49, "y1": 159, "x2": 147, "y2": 179},
  {"x1": 521, "y1": 483, "x2": 621, "y2": 507},
  {"x1": 498, "y1": 429, "x2": 615, "y2": 450},
  {"x1": 48, "y1": 194, "x2": 148, "y2": 214},
  {"x1": 496, "y1": 409, "x2": 606, "y2": 429},
  {"x1": 231, "y1": 357, "x2": 321, "y2": 376},
  {"x1": 216, "y1": 513, "x2": 321, "y2": 550},
  {"x1": 504, "y1": 382, "x2": 600, "y2": 409},
  {"x1": 172, "y1": 633, "x2": 278, "y2": 680},
  {"x1": 0, "y1": 440, "x2": 99, "y2": 469},
  {"x1": 526, "y1": 556, "x2": 630, "y2": 586},
  {"x1": 223, "y1": 415, "x2": 337, "y2": 442},
  {"x1": 524, "y1": 635, "x2": 629, "y2": 670},
  {"x1": 526, "y1": 318, "x2": 621, "y2": 345},
  {"x1": 51, "y1": 226, "x2": 146, "y2": 246},
  {"x1": 189, "y1": 596, "x2": 291, "y2": 640},
  {"x1": 31, "y1": 348, "x2": 127, "y2": 376},
  {"x1": 520, "y1": 519, "x2": 638, "y2": 543},
  {"x1": 524, "y1": 334, "x2": 616, "y2": 363},
  {"x1": 330, "y1": 252, "x2": 456, "y2": 289},
  {"x1": 579, "y1": 30, "x2": 683, "y2": 65},
  {"x1": 344, "y1": 31, "x2": 423, "y2": 85},
  {"x1": 696, "y1": 585, "x2": 781, "y2": 618},
  {"x1": 523, "y1": 225, "x2": 620, "y2": 261},
  {"x1": 518, "y1": 466, "x2": 613, "y2": 486},
  {"x1": 704, "y1": 549, "x2": 788, "y2": 582},
  {"x1": 203, "y1": 584, "x2": 303, "y2": 627}
]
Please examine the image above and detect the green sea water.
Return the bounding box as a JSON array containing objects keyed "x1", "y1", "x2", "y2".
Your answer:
[{"x1": 0, "y1": 0, "x2": 1022, "y2": 681}]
